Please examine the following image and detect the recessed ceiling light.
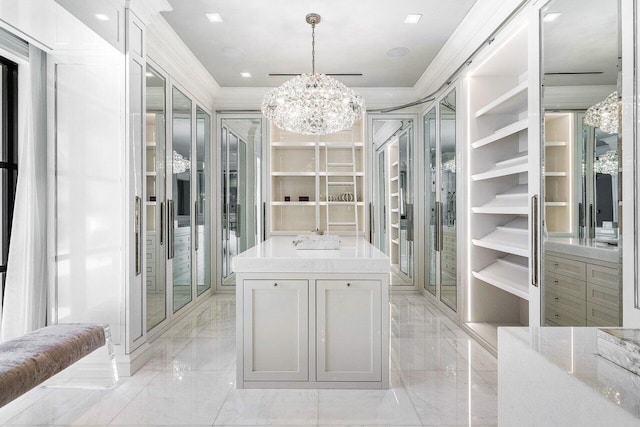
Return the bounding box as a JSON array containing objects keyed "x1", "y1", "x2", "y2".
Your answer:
[
  {"x1": 404, "y1": 14, "x2": 422, "y2": 24},
  {"x1": 206, "y1": 13, "x2": 223, "y2": 23},
  {"x1": 240, "y1": 72, "x2": 252, "y2": 78},
  {"x1": 543, "y1": 12, "x2": 562, "y2": 22},
  {"x1": 387, "y1": 47, "x2": 410, "y2": 57},
  {"x1": 95, "y1": 13, "x2": 109, "y2": 21}
]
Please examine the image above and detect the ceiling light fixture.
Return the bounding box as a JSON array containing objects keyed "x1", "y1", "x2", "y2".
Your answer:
[
  {"x1": 543, "y1": 12, "x2": 562, "y2": 22},
  {"x1": 387, "y1": 47, "x2": 410, "y2": 57},
  {"x1": 95, "y1": 13, "x2": 110, "y2": 21},
  {"x1": 205, "y1": 13, "x2": 223, "y2": 23},
  {"x1": 240, "y1": 72, "x2": 252, "y2": 78},
  {"x1": 404, "y1": 14, "x2": 422, "y2": 24},
  {"x1": 261, "y1": 13, "x2": 365, "y2": 135}
]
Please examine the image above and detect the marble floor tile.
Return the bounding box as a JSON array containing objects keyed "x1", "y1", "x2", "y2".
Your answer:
[
  {"x1": 214, "y1": 388, "x2": 318, "y2": 425},
  {"x1": 0, "y1": 292, "x2": 498, "y2": 427}
]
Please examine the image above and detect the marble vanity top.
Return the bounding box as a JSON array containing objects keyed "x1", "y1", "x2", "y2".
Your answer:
[
  {"x1": 501, "y1": 327, "x2": 640, "y2": 419},
  {"x1": 545, "y1": 237, "x2": 620, "y2": 263},
  {"x1": 232, "y1": 236, "x2": 390, "y2": 274}
]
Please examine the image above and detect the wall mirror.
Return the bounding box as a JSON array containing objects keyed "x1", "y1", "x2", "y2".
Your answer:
[{"x1": 540, "y1": 0, "x2": 622, "y2": 327}]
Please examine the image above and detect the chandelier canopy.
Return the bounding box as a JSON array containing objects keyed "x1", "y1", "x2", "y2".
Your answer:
[{"x1": 261, "y1": 13, "x2": 365, "y2": 135}]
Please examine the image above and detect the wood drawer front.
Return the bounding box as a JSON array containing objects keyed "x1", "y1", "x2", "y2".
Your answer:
[
  {"x1": 586, "y1": 302, "x2": 620, "y2": 326},
  {"x1": 441, "y1": 260, "x2": 457, "y2": 275},
  {"x1": 545, "y1": 305, "x2": 586, "y2": 327},
  {"x1": 545, "y1": 289, "x2": 586, "y2": 318},
  {"x1": 443, "y1": 232, "x2": 456, "y2": 246},
  {"x1": 544, "y1": 274, "x2": 586, "y2": 300},
  {"x1": 545, "y1": 256, "x2": 586, "y2": 281},
  {"x1": 586, "y1": 264, "x2": 619, "y2": 290},
  {"x1": 442, "y1": 250, "x2": 456, "y2": 264},
  {"x1": 587, "y1": 283, "x2": 620, "y2": 312}
]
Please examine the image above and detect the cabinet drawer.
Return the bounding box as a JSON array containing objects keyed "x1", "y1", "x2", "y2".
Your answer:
[
  {"x1": 544, "y1": 273, "x2": 586, "y2": 300},
  {"x1": 441, "y1": 260, "x2": 457, "y2": 275},
  {"x1": 545, "y1": 289, "x2": 586, "y2": 318},
  {"x1": 545, "y1": 256, "x2": 586, "y2": 281},
  {"x1": 586, "y1": 302, "x2": 620, "y2": 326},
  {"x1": 545, "y1": 305, "x2": 586, "y2": 326},
  {"x1": 586, "y1": 264, "x2": 619, "y2": 290},
  {"x1": 586, "y1": 283, "x2": 620, "y2": 311}
]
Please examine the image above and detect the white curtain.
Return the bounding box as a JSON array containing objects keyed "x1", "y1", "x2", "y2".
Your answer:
[{"x1": 1, "y1": 44, "x2": 47, "y2": 341}]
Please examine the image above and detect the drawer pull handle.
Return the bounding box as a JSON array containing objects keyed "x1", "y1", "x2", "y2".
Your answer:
[
  {"x1": 554, "y1": 263, "x2": 559, "y2": 268},
  {"x1": 347, "y1": 283, "x2": 351, "y2": 287},
  {"x1": 554, "y1": 314, "x2": 559, "y2": 318},
  {"x1": 554, "y1": 297, "x2": 559, "y2": 301},
  {"x1": 274, "y1": 283, "x2": 278, "y2": 287},
  {"x1": 554, "y1": 280, "x2": 559, "y2": 284}
]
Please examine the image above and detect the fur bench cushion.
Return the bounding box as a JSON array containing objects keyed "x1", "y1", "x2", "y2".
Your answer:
[{"x1": 0, "y1": 324, "x2": 106, "y2": 407}]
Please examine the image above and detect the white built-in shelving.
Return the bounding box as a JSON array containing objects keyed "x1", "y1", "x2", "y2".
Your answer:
[
  {"x1": 543, "y1": 113, "x2": 574, "y2": 233},
  {"x1": 465, "y1": 21, "x2": 531, "y2": 352},
  {"x1": 269, "y1": 120, "x2": 365, "y2": 235}
]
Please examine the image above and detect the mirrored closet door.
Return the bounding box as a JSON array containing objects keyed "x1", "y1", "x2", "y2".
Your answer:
[
  {"x1": 220, "y1": 117, "x2": 264, "y2": 287},
  {"x1": 145, "y1": 66, "x2": 167, "y2": 331},
  {"x1": 196, "y1": 108, "x2": 211, "y2": 296},
  {"x1": 424, "y1": 89, "x2": 458, "y2": 311},
  {"x1": 372, "y1": 118, "x2": 415, "y2": 287},
  {"x1": 540, "y1": 0, "x2": 622, "y2": 327}
]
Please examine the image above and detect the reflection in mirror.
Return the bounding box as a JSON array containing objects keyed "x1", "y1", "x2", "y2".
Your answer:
[
  {"x1": 220, "y1": 118, "x2": 263, "y2": 286},
  {"x1": 424, "y1": 108, "x2": 437, "y2": 297},
  {"x1": 145, "y1": 66, "x2": 166, "y2": 331},
  {"x1": 541, "y1": 0, "x2": 621, "y2": 327},
  {"x1": 172, "y1": 87, "x2": 193, "y2": 313},
  {"x1": 196, "y1": 108, "x2": 210, "y2": 295},
  {"x1": 371, "y1": 119, "x2": 414, "y2": 286},
  {"x1": 439, "y1": 91, "x2": 457, "y2": 311}
]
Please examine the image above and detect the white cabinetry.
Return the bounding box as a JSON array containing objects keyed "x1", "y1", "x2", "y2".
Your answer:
[
  {"x1": 465, "y1": 19, "x2": 532, "y2": 350},
  {"x1": 316, "y1": 280, "x2": 381, "y2": 382},
  {"x1": 243, "y1": 280, "x2": 308, "y2": 382}
]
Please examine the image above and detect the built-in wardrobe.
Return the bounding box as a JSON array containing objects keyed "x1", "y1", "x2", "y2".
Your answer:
[{"x1": 419, "y1": 0, "x2": 631, "y2": 353}]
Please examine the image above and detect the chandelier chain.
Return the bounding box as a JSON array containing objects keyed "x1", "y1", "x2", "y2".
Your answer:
[{"x1": 311, "y1": 22, "x2": 315, "y2": 74}]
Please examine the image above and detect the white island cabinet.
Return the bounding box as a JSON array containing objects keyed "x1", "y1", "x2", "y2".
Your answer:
[{"x1": 233, "y1": 236, "x2": 390, "y2": 389}]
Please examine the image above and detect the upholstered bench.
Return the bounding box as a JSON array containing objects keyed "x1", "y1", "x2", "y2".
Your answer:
[{"x1": 0, "y1": 324, "x2": 108, "y2": 407}]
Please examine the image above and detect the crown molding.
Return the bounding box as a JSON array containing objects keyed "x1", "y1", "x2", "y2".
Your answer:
[{"x1": 126, "y1": 0, "x2": 172, "y2": 25}]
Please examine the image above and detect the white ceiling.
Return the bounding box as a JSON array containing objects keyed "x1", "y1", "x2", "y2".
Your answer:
[
  {"x1": 162, "y1": 0, "x2": 476, "y2": 88},
  {"x1": 543, "y1": 0, "x2": 618, "y2": 86}
]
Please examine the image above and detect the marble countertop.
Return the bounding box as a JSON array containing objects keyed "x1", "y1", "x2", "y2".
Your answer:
[
  {"x1": 545, "y1": 237, "x2": 620, "y2": 263},
  {"x1": 501, "y1": 327, "x2": 640, "y2": 419},
  {"x1": 232, "y1": 236, "x2": 390, "y2": 274}
]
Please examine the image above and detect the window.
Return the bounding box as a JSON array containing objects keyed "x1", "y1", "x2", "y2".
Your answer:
[{"x1": 0, "y1": 56, "x2": 18, "y2": 299}]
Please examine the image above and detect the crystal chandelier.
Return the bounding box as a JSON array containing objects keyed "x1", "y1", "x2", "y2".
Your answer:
[
  {"x1": 594, "y1": 150, "x2": 618, "y2": 175},
  {"x1": 584, "y1": 91, "x2": 620, "y2": 134},
  {"x1": 261, "y1": 13, "x2": 365, "y2": 135},
  {"x1": 172, "y1": 150, "x2": 190, "y2": 174}
]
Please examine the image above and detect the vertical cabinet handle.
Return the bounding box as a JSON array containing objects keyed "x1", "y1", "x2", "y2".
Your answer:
[
  {"x1": 434, "y1": 201, "x2": 442, "y2": 252},
  {"x1": 531, "y1": 195, "x2": 539, "y2": 287},
  {"x1": 194, "y1": 200, "x2": 199, "y2": 251},
  {"x1": 135, "y1": 196, "x2": 142, "y2": 275},
  {"x1": 167, "y1": 200, "x2": 175, "y2": 259},
  {"x1": 236, "y1": 204, "x2": 242, "y2": 238},
  {"x1": 369, "y1": 202, "x2": 374, "y2": 243}
]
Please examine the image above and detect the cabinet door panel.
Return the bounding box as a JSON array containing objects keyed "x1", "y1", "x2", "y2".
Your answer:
[
  {"x1": 243, "y1": 280, "x2": 308, "y2": 381},
  {"x1": 317, "y1": 280, "x2": 381, "y2": 382}
]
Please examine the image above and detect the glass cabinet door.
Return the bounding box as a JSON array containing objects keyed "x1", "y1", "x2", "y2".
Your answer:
[
  {"x1": 439, "y1": 90, "x2": 457, "y2": 311},
  {"x1": 145, "y1": 66, "x2": 167, "y2": 331},
  {"x1": 424, "y1": 108, "x2": 437, "y2": 297},
  {"x1": 398, "y1": 130, "x2": 414, "y2": 279},
  {"x1": 171, "y1": 87, "x2": 192, "y2": 313},
  {"x1": 196, "y1": 107, "x2": 210, "y2": 296}
]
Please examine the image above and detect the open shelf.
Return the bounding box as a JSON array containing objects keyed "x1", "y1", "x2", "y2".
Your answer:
[
  {"x1": 475, "y1": 80, "x2": 528, "y2": 118},
  {"x1": 271, "y1": 141, "x2": 364, "y2": 148},
  {"x1": 472, "y1": 257, "x2": 529, "y2": 300},
  {"x1": 545, "y1": 141, "x2": 567, "y2": 147},
  {"x1": 272, "y1": 171, "x2": 316, "y2": 176},
  {"x1": 472, "y1": 218, "x2": 528, "y2": 257},
  {"x1": 391, "y1": 223, "x2": 399, "y2": 229},
  {"x1": 472, "y1": 152, "x2": 528, "y2": 181},
  {"x1": 544, "y1": 171, "x2": 567, "y2": 177},
  {"x1": 391, "y1": 239, "x2": 399, "y2": 245},
  {"x1": 545, "y1": 201, "x2": 568, "y2": 207},
  {"x1": 471, "y1": 118, "x2": 528, "y2": 149},
  {"x1": 472, "y1": 184, "x2": 528, "y2": 214},
  {"x1": 271, "y1": 201, "x2": 316, "y2": 206}
]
